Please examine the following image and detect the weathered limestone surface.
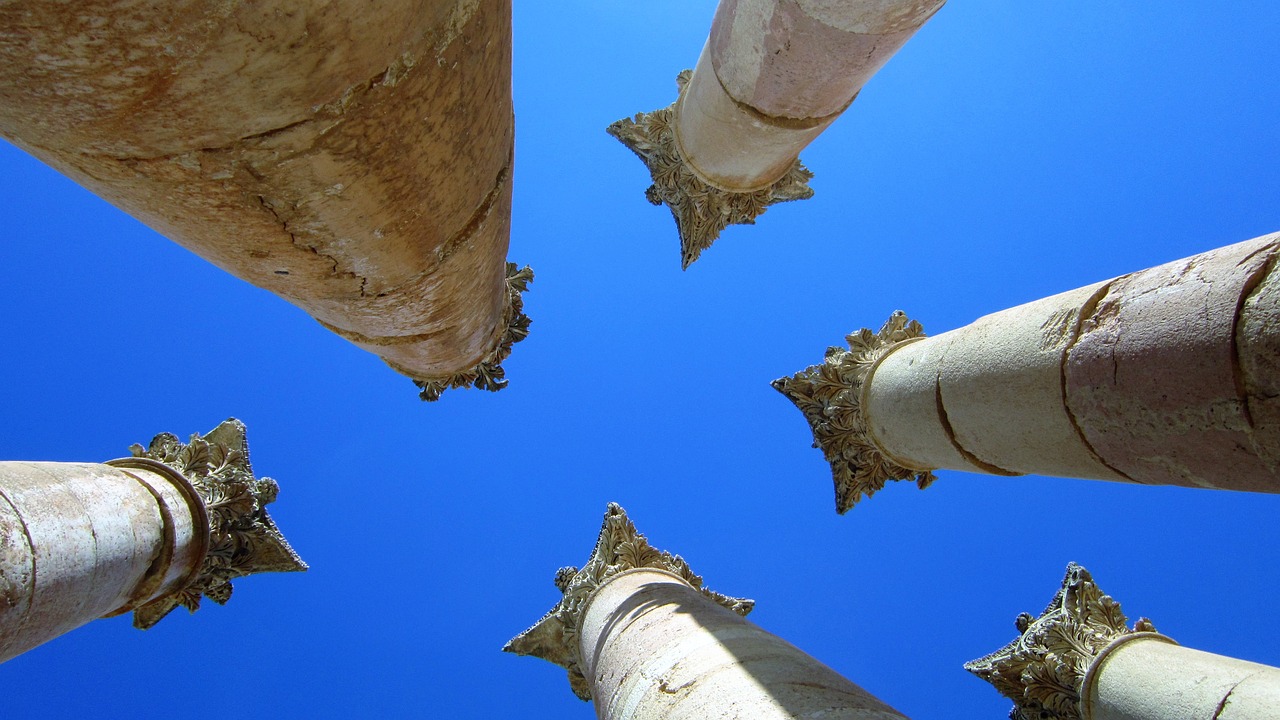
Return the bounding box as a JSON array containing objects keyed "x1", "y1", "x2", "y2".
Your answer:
[
  {"x1": 775, "y1": 232, "x2": 1280, "y2": 510},
  {"x1": 505, "y1": 503, "x2": 907, "y2": 719},
  {"x1": 610, "y1": 0, "x2": 944, "y2": 266},
  {"x1": 0, "y1": 1, "x2": 528, "y2": 397},
  {"x1": 0, "y1": 420, "x2": 304, "y2": 663},
  {"x1": 968, "y1": 564, "x2": 1280, "y2": 720}
]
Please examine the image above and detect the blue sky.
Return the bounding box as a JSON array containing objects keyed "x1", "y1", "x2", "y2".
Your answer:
[{"x1": 1, "y1": 2, "x2": 1278, "y2": 717}]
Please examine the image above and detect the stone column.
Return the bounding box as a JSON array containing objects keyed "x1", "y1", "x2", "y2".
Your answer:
[
  {"x1": 610, "y1": 0, "x2": 946, "y2": 267},
  {"x1": 773, "y1": 232, "x2": 1280, "y2": 512},
  {"x1": 0, "y1": 419, "x2": 305, "y2": 663},
  {"x1": 0, "y1": 1, "x2": 530, "y2": 401},
  {"x1": 504, "y1": 503, "x2": 908, "y2": 719},
  {"x1": 967, "y1": 564, "x2": 1280, "y2": 720}
]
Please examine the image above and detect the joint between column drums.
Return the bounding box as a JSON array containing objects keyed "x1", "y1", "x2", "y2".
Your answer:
[
  {"x1": 1059, "y1": 278, "x2": 1138, "y2": 484},
  {"x1": 1230, "y1": 241, "x2": 1280, "y2": 431},
  {"x1": 104, "y1": 458, "x2": 211, "y2": 610},
  {"x1": 707, "y1": 59, "x2": 858, "y2": 133},
  {"x1": 0, "y1": 484, "x2": 37, "y2": 616},
  {"x1": 932, "y1": 377, "x2": 1021, "y2": 477},
  {"x1": 99, "y1": 468, "x2": 178, "y2": 617}
]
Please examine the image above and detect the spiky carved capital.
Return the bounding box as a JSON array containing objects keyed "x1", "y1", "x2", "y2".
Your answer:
[
  {"x1": 406, "y1": 262, "x2": 534, "y2": 401},
  {"x1": 503, "y1": 503, "x2": 753, "y2": 701},
  {"x1": 772, "y1": 311, "x2": 935, "y2": 513},
  {"x1": 122, "y1": 419, "x2": 307, "y2": 629},
  {"x1": 607, "y1": 70, "x2": 814, "y2": 269},
  {"x1": 965, "y1": 564, "x2": 1166, "y2": 720}
]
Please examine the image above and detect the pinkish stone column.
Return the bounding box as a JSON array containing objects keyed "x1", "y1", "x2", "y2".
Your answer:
[
  {"x1": 610, "y1": 0, "x2": 946, "y2": 267},
  {"x1": 774, "y1": 232, "x2": 1280, "y2": 512},
  {"x1": 504, "y1": 503, "x2": 908, "y2": 719},
  {"x1": 968, "y1": 564, "x2": 1280, "y2": 720},
  {"x1": 0, "y1": 420, "x2": 305, "y2": 663}
]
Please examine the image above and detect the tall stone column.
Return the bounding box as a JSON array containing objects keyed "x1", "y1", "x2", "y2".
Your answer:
[
  {"x1": 967, "y1": 564, "x2": 1280, "y2": 720},
  {"x1": 504, "y1": 503, "x2": 908, "y2": 719},
  {"x1": 610, "y1": 0, "x2": 946, "y2": 267},
  {"x1": 0, "y1": 1, "x2": 530, "y2": 401},
  {"x1": 0, "y1": 419, "x2": 305, "y2": 663},
  {"x1": 773, "y1": 232, "x2": 1280, "y2": 512}
]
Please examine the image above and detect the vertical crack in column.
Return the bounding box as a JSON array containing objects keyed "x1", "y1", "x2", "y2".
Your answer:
[
  {"x1": 931, "y1": 375, "x2": 1020, "y2": 477},
  {"x1": 1060, "y1": 279, "x2": 1137, "y2": 483}
]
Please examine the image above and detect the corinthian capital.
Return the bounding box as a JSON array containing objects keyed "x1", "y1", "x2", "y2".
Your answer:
[
  {"x1": 772, "y1": 311, "x2": 935, "y2": 513},
  {"x1": 503, "y1": 503, "x2": 753, "y2": 700},
  {"x1": 117, "y1": 419, "x2": 307, "y2": 629},
  {"x1": 965, "y1": 564, "x2": 1166, "y2": 720},
  {"x1": 608, "y1": 71, "x2": 813, "y2": 269}
]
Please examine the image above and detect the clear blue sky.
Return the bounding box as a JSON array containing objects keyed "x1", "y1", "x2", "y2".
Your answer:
[{"x1": 1, "y1": 2, "x2": 1278, "y2": 717}]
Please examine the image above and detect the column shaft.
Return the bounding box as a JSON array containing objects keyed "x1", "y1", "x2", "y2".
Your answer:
[
  {"x1": 867, "y1": 233, "x2": 1280, "y2": 489},
  {"x1": 0, "y1": 1, "x2": 528, "y2": 395},
  {"x1": 0, "y1": 462, "x2": 202, "y2": 662},
  {"x1": 1085, "y1": 638, "x2": 1280, "y2": 720},
  {"x1": 776, "y1": 232, "x2": 1280, "y2": 510},
  {"x1": 579, "y1": 569, "x2": 907, "y2": 720},
  {"x1": 682, "y1": 0, "x2": 945, "y2": 190}
]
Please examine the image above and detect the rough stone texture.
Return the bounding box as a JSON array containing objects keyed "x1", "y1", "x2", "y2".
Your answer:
[
  {"x1": 1065, "y1": 235, "x2": 1280, "y2": 491},
  {"x1": 675, "y1": 0, "x2": 945, "y2": 190},
  {"x1": 677, "y1": 44, "x2": 829, "y2": 192},
  {"x1": 0, "y1": 0, "x2": 518, "y2": 383},
  {"x1": 929, "y1": 282, "x2": 1126, "y2": 480},
  {"x1": 1085, "y1": 639, "x2": 1280, "y2": 720},
  {"x1": 1238, "y1": 252, "x2": 1280, "y2": 475},
  {"x1": 579, "y1": 569, "x2": 909, "y2": 720},
  {"x1": 0, "y1": 462, "x2": 193, "y2": 663},
  {"x1": 709, "y1": 0, "x2": 945, "y2": 119}
]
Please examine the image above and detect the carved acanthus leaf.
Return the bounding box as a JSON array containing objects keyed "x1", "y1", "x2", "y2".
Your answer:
[
  {"x1": 771, "y1": 311, "x2": 935, "y2": 513},
  {"x1": 503, "y1": 503, "x2": 753, "y2": 701},
  {"x1": 607, "y1": 70, "x2": 814, "y2": 269},
  {"x1": 964, "y1": 563, "x2": 1162, "y2": 720},
  {"x1": 127, "y1": 419, "x2": 307, "y2": 629},
  {"x1": 410, "y1": 262, "x2": 534, "y2": 401}
]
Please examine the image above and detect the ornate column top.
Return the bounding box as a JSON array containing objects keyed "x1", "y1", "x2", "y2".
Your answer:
[
  {"x1": 399, "y1": 262, "x2": 534, "y2": 401},
  {"x1": 771, "y1": 311, "x2": 935, "y2": 513},
  {"x1": 607, "y1": 70, "x2": 814, "y2": 269},
  {"x1": 965, "y1": 563, "x2": 1167, "y2": 720},
  {"x1": 503, "y1": 502, "x2": 753, "y2": 701},
  {"x1": 121, "y1": 418, "x2": 307, "y2": 629}
]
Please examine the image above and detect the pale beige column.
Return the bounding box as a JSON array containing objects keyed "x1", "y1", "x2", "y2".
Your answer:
[
  {"x1": 774, "y1": 232, "x2": 1280, "y2": 512},
  {"x1": 610, "y1": 0, "x2": 946, "y2": 267},
  {"x1": 504, "y1": 503, "x2": 908, "y2": 719},
  {"x1": 0, "y1": 1, "x2": 530, "y2": 401},
  {"x1": 967, "y1": 564, "x2": 1280, "y2": 720},
  {"x1": 0, "y1": 420, "x2": 305, "y2": 663}
]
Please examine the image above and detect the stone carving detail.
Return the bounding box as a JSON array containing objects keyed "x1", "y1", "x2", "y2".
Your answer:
[
  {"x1": 965, "y1": 563, "x2": 1162, "y2": 720},
  {"x1": 503, "y1": 502, "x2": 753, "y2": 701},
  {"x1": 607, "y1": 70, "x2": 814, "y2": 269},
  {"x1": 127, "y1": 419, "x2": 307, "y2": 629},
  {"x1": 411, "y1": 262, "x2": 534, "y2": 401},
  {"x1": 772, "y1": 311, "x2": 935, "y2": 513}
]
